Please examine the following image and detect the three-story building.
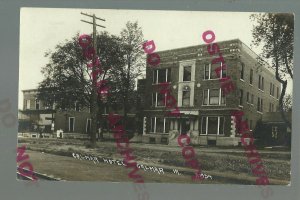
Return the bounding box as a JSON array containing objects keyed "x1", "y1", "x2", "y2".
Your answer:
[{"x1": 141, "y1": 39, "x2": 280, "y2": 146}]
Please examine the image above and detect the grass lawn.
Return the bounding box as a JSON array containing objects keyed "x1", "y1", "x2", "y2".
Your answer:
[{"x1": 18, "y1": 138, "x2": 291, "y2": 185}]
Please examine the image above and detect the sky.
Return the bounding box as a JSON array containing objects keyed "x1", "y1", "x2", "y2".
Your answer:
[{"x1": 19, "y1": 8, "x2": 292, "y2": 108}]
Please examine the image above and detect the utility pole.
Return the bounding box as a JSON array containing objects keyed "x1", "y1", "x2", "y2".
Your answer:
[{"x1": 80, "y1": 12, "x2": 106, "y2": 146}]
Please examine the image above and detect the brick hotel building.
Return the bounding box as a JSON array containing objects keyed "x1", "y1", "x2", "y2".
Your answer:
[{"x1": 141, "y1": 39, "x2": 281, "y2": 146}]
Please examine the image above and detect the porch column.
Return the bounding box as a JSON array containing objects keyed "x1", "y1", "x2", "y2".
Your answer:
[
  {"x1": 170, "y1": 120, "x2": 174, "y2": 131},
  {"x1": 174, "y1": 120, "x2": 179, "y2": 131},
  {"x1": 194, "y1": 119, "x2": 199, "y2": 131},
  {"x1": 190, "y1": 119, "x2": 194, "y2": 131}
]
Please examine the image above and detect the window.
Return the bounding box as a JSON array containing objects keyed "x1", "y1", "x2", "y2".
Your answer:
[
  {"x1": 69, "y1": 117, "x2": 75, "y2": 132},
  {"x1": 203, "y1": 63, "x2": 226, "y2": 80},
  {"x1": 209, "y1": 89, "x2": 219, "y2": 105},
  {"x1": 220, "y1": 89, "x2": 226, "y2": 105},
  {"x1": 204, "y1": 64, "x2": 210, "y2": 80},
  {"x1": 272, "y1": 126, "x2": 278, "y2": 139},
  {"x1": 153, "y1": 70, "x2": 157, "y2": 84},
  {"x1": 156, "y1": 118, "x2": 164, "y2": 133},
  {"x1": 201, "y1": 116, "x2": 225, "y2": 135},
  {"x1": 182, "y1": 86, "x2": 191, "y2": 106},
  {"x1": 152, "y1": 93, "x2": 156, "y2": 106},
  {"x1": 258, "y1": 75, "x2": 264, "y2": 90},
  {"x1": 246, "y1": 92, "x2": 249, "y2": 103},
  {"x1": 165, "y1": 119, "x2": 170, "y2": 133},
  {"x1": 86, "y1": 118, "x2": 91, "y2": 133},
  {"x1": 276, "y1": 87, "x2": 279, "y2": 99},
  {"x1": 183, "y1": 66, "x2": 191, "y2": 81},
  {"x1": 239, "y1": 89, "x2": 243, "y2": 106},
  {"x1": 75, "y1": 101, "x2": 80, "y2": 111},
  {"x1": 211, "y1": 63, "x2": 219, "y2": 79},
  {"x1": 240, "y1": 63, "x2": 244, "y2": 80},
  {"x1": 158, "y1": 69, "x2": 167, "y2": 83},
  {"x1": 221, "y1": 63, "x2": 227, "y2": 78},
  {"x1": 203, "y1": 89, "x2": 208, "y2": 105},
  {"x1": 251, "y1": 94, "x2": 254, "y2": 104},
  {"x1": 150, "y1": 117, "x2": 155, "y2": 132},
  {"x1": 219, "y1": 117, "x2": 225, "y2": 135},
  {"x1": 149, "y1": 117, "x2": 170, "y2": 133},
  {"x1": 250, "y1": 120, "x2": 253, "y2": 130},
  {"x1": 257, "y1": 97, "x2": 263, "y2": 112},
  {"x1": 201, "y1": 117, "x2": 207, "y2": 134},
  {"x1": 270, "y1": 83, "x2": 275, "y2": 96},
  {"x1": 250, "y1": 69, "x2": 253, "y2": 84},
  {"x1": 157, "y1": 93, "x2": 166, "y2": 107},
  {"x1": 153, "y1": 68, "x2": 171, "y2": 84},
  {"x1": 203, "y1": 89, "x2": 225, "y2": 105},
  {"x1": 26, "y1": 99, "x2": 31, "y2": 109},
  {"x1": 35, "y1": 99, "x2": 40, "y2": 110},
  {"x1": 152, "y1": 93, "x2": 167, "y2": 107}
]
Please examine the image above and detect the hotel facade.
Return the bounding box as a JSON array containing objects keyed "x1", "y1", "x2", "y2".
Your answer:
[{"x1": 141, "y1": 39, "x2": 281, "y2": 146}]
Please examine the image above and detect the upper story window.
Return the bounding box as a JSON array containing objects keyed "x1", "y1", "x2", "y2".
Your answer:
[
  {"x1": 183, "y1": 66, "x2": 191, "y2": 82},
  {"x1": 240, "y1": 63, "x2": 244, "y2": 80},
  {"x1": 257, "y1": 97, "x2": 263, "y2": 112},
  {"x1": 75, "y1": 101, "x2": 80, "y2": 111},
  {"x1": 250, "y1": 69, "x2": 253, "y2": 84},
  {"x1": 152, "y1": 68, "x2": 171, "y2": 84},
  {"x1": 276, "y1": 87, "x2": 279, "y2": 99},
  {"x1": 152, "y1": 93, "x2": 166, "y2": 107},
  {"x1": 35, "y1": 99, "x2": 40, "y2": 110},
  {"x1": 239, "y1": 89, "x2": 243, "y2": 106},
  {"x1": 270, "y1": 83, "x2": 275, "y2": 96},
  {"x1": 246, "y1": 92, "x2": 249, "y2": 103},
  {"x1": 203, "y1": 62, "x2": 226, "y2": 80},
  {"x1": 204, "y1": 64, "x2": 210, "y2": 80},
  {"x1": 182, "y1": 86, "x2": 191, "y2": 107},
  {"x1": 203, "y1": 89, "x2": 226, "y2": 106},
  {"x1": 258, "y1": 75, "x2": 264, "y2": 90},
  {"x1": 209, "y1": 89, "x2": 219, "y2": 105},
  {"x1": 25, "y1": 99, "x2": 31, "y2": 109}
]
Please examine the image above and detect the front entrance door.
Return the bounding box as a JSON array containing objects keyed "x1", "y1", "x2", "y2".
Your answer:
[{"x1": 181, "y1": 118, "x2": 190, "y2": 134}]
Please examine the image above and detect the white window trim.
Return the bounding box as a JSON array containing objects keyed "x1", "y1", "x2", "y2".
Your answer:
[
  {"x1": 179, "y1": 60, "x2": 196, "y2": 82},
  {"x1": 200, "y1": 116, "x2": 224, "y2": 135},
  {"x1": 163, "y1": 118, "x2": 166, "y2": 133},
  {"x1": 204, "y1": 62, "x2": 227, "y2": 80},
  {"x1": 203, "y1": 88, "x2": 226, "y2": 106},
  {"x1": 153, "y1": 68, "x2": 170, "y2": 84},
  {"x1": 203, "y1": 63, "x2": 211, "y2": 80},
  {"x1": 155, "y1": 92, "x2": 167, "y2": 107},
  {"x1": 150, "y1": 117, "x2": 169, "y2": 134},
  {"x1": 69, "y1": 117, "x2": 75, "y2": 132}
]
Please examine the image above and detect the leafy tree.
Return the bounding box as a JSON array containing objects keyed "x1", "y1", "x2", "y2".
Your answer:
[
  {"x1": 283, "y1": 93, "x2": 292, "y2": 112},
  {"x1": 250, "y1": 13, "x2": 293, "y2": 129},
  {"x1": 110, "y1": 21, "x2": 145, "y2": 130},
  {"x1": 38, "y1": 32, "x2": 125, "y2": 145}
]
